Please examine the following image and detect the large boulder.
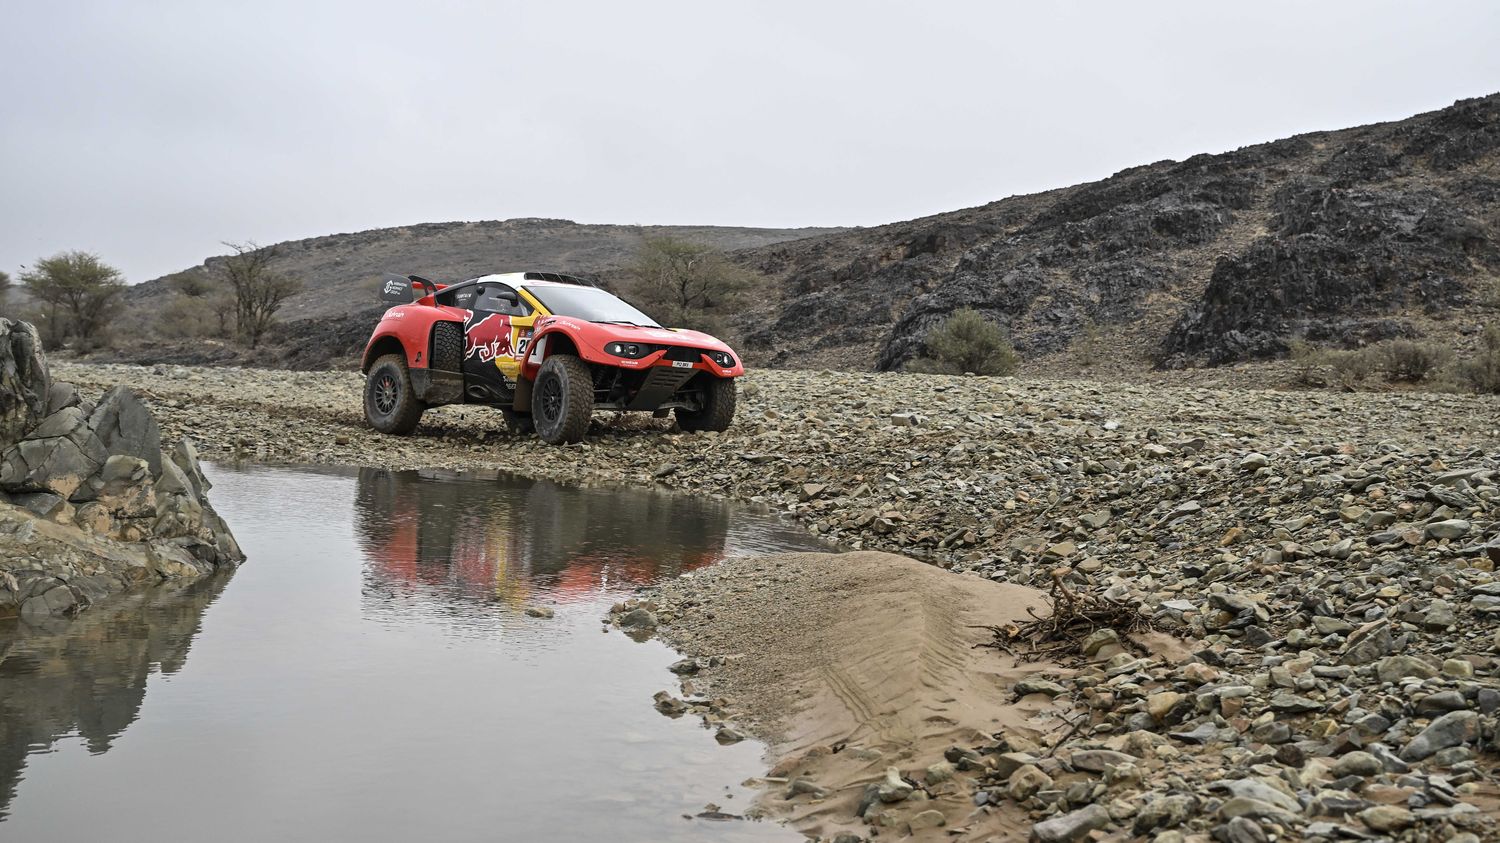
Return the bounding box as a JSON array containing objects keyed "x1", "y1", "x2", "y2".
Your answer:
[
  {"x1": 0, "y1": 318, "x2": 50, "y2": 448},
  {"x1": 0, "y1": 319, "x2": 244, "y2": 620}
]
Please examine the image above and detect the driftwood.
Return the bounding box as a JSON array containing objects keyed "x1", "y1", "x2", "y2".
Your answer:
[{"x1": 980, "y1": 568, "x2": 1163, "y2": 662}]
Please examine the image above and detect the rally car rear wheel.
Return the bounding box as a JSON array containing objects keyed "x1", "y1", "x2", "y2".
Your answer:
[
  {"x1": 676, "y1": 376, "x2": 736, "y2": 432},
  {"x1": 533, "y1": 355, "x2": 593, "y2": 445},
  {"x1": 365, "y1": 354, "x2": 425, "y2": 434}
]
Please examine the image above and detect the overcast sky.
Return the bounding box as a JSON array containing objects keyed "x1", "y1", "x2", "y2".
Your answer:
[{"x1": 2, "y1": 1, "x2": 1497, "y2": 284}]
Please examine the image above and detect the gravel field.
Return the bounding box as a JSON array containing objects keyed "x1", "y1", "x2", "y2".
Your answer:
[{"x1": 52, "y1": 360, "x2": 1500, "y2": 842}]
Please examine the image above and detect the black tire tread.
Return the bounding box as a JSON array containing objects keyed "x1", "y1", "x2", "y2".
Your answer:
[
  {"x1": 676, "y1": 376, "x2": 736, "y2": 432},
  {"x1": 431, "y1": 322, "x2": 463, "y2": 372},
  {"x1": 365, "y1": 354, "x2": 425, "y2": 435},
  {"x1": 534, "y1": 355, "x2": 594, "y2": 444}
]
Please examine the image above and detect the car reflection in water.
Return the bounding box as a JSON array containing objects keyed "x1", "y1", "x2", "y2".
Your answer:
[
  {"x1": 0, "y1": 572, "x2": 232, "y2": 820},
  {"x1": 353, "y1": 468, "x2": 731, "y2": 615}
]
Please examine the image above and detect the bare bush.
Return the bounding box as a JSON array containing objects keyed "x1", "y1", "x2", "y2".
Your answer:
[{"x1": 218, "y1": 242, "x2": 302, "y2": 347}]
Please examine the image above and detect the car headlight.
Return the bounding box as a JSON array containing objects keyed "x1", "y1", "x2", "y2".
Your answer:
[
  {"x1": 606, "y1": 342, "x2": 649, "y2": 358},
  {"x1": 710, "y1": 351, "x2": 735, "y2": 368}
]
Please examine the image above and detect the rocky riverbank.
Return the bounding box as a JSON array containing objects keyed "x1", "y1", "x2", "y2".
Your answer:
[
  {"x1": 0, "y1": 321, "x2": 243, "y2": 621},
  {"x1": 46, "y1": 359, "x2": 1500, "y2": 842}
]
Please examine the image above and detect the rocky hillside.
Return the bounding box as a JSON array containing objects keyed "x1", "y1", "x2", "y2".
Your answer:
[
  {"x1": 113, "y1": 95, "x2": 1498, "y2": 375},
  {"x1": 731, "y1": 94, "x2": 1500, "y2": 372}
]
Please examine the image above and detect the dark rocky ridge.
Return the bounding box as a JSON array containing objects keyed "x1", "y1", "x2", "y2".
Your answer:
[{"x1": 728, "y1": 94, "x2": 1500, "y2": 371}]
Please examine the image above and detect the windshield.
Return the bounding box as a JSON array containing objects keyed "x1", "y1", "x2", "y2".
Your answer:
[{"x1": 523, "y1": 285, "x2": 661, "y2": 327}]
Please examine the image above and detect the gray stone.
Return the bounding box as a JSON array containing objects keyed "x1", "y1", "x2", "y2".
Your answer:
[
  {"x1": 908, "y1": 809, "x2": 945, "y2": 831},
  {"x1": 1069, "y1": 749, "x2": 1136, "y2": 773},
  {"x1": 1401, "y1": 710, "x2": 1479, "y2": 761},
  {"x1": 1133, "y1": 794, "x2": 1197, "y2": 834},
  {"x1": 1414, "y1": 690, "x2": 1467, "y2": 716},
  {"x1": 1014, "y1": 678, "x2": 1067, "y2": 697},
  {"x1": 1211, "y1": 779, "x2": 1300, "y2": 813},
  {"x1": 1217, "y1": 817, "x2": 1269, "y2": 843},
  {"x1": 784, "y1": 778, "x2": 831, "y2": 800},
  {"x1": 1340, "y1": 619, "x2": 1394, "y2": 665},
  {"x1": 1375, "y1": 654, "x2": 1438, "y2": 683},
  {"x1": 0, "y1": 319, "x2": 50, "y2": 448},
  {"x1": 1422, "y1": 599, "x2": 1457, "y2": 630},
  {"x1": 619, "y1": 607, "x2": 658, "y2": 629},
  {"x1": 45, "y1": 381, "x2": 79, "y2": 414},
  {"x1": 1423, "y1": 519, "x2": 1470, "y2": 541},
  {"x1": 1357, "y1": 804, "x2": 1414, "y2": 832},
  {"x1": 1217, "y1": 797, "x2": 1298, "y2": 824},
  {"x1": 1332, "y1": 751, "x2": 1382, "y2": 778},
  {"x1": 10, "y1": 491, "x2": 64, "y2": 518},
  {"x1": 1029, "y1": 803, "x2": 1110, "y2": 843},
  {"x1": 87, "y1": 387, "x2": 162, "y2": 475}
]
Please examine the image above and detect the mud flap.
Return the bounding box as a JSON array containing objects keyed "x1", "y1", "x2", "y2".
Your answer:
[{"x1": 411, "y1": 370, "x2": 464, "y2": 405}]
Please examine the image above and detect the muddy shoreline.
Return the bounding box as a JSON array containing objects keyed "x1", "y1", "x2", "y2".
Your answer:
[{"x1": 48, "y1": 361, "x2": 1500, "y2": 842}]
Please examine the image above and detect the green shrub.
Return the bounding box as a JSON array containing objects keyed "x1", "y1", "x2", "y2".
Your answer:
[
  {"x1": 1286, "y1": 339, "x2": 1330, "y2": 387},
  {"x1": 1456, "y1": 324, "x2": 1500, "y2": 394},
  {"x1": 1072, "y1": 321, "x2": 1103, "y2": 369},
  {"x1": 910, "y1": 309, "x2": 1019, "y2": 376},
  {"x1": 1379, "y1": 340, "x2": 1453, "y2": 382}
]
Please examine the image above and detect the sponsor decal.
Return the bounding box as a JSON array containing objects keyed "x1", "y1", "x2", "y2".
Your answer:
[
  {"x1": 463, "y1": 311, "x2": 516, "y2": 362},
  {"x1": 382, "y1": 278, "x2": 406, "y2": 296}
]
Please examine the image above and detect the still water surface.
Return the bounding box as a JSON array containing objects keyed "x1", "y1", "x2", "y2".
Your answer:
[{"x1": 0, "y1": 464, "x2": 831, "y2": 842}]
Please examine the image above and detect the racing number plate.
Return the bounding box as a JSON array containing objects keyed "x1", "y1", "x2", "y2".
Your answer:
[{"x1": 671, "y1": 360, "x2": 693, "y2": 369}]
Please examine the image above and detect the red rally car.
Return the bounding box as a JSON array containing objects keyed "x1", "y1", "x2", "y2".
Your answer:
[{"x1": 361, "y1": 272, "x2": 744, "y2": 444}]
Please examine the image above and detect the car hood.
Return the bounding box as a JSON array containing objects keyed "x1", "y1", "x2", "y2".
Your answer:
[{"x1": 561, "y1": 320, "x2": 736, "y2": 352}]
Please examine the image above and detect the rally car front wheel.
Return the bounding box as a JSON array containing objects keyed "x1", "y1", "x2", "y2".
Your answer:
[
  {"x1": 533, "y1": 355, "x2": 593, "y2": 445},
  {"x1": 676, "y1": 376, "x2": 736, "y2": 432},
  {"x1": 365, "y1": 354, "x2": 425, "y2": 435}
]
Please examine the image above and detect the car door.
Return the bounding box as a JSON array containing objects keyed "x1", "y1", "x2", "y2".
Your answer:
[{"x1": 462, "y1": 282, "x2": 537, "y2": 400}]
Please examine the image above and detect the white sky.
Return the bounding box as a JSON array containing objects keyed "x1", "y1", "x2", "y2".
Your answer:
[{"x1": 2, "y1": 0, "x2": 1497, "y2": 283}]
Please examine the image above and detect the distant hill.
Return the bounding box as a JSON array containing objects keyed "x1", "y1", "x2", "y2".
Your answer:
[{"x1": 124, "y1": 218, "x2": 849, "y2": 321}]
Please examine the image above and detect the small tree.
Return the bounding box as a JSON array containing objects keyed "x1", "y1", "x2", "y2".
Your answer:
[
  {"x1": 218, "y1": 242, "x2": 302, "y2": 347},
  {"x1": 19, "y1": 251, "x2": 126, "y2": 348},
  {"x1": 909, "y1": 308, "x2": 1019, "y2": 375},
  {"x1": 626, "y1": 236, "x2": 753, "y2": 332},
  {"x1": 0, "y1": 271, "x2": 11, "y2": 309}
]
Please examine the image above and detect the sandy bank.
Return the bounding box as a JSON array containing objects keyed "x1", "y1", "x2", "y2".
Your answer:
[{"x1": 636, "y1": 551, "x2": 1068, "y2": 841}]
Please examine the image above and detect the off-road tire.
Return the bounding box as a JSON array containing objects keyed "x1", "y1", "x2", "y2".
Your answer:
[
  {"x1": 365, "y1": 354, "x2": 425, "y2": 434},
  {"x1": 431, "y1": 322, "x2": 463, "y2": 372},
  {"x1": 676, "y1": 376, "x2": 736, "y2": 432},
  {"x1": 533, "y1": 355, "x2": 593, "y2": 444},
  {"x1": 501, "y1": 409, "x2": 535, "y2": 435}
]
